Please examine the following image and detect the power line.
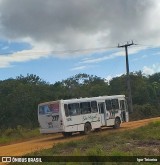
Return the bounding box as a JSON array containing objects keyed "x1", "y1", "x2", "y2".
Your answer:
[
  {"x1": 0, "y1": 43, "x2": 159, "y2": 56},
  {"x1": 0, "y1": 46, "x2": 116, "y2": 56},
  {"x1": 133, "y1": 44, "x2": 155, "y2": 47}
]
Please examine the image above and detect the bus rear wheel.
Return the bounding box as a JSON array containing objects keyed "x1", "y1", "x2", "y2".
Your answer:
[
  {"x1": 113, "y1": 118, "x2": 121, "y2": 129},
  {"x1": 84, "y1": 123, "x2": 92, "y2": 135},
  {"x1": 62, "y1": 132, "x2": 72, "y2": 137}
]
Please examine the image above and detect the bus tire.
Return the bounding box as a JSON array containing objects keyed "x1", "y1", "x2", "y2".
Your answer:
[
  {"x1": 84, "y1": 122, "x2": 92, "y2": 135},
  {"x1": 113, "y1": 117, "x2": 121, "y2": 129},
  {"x1": 62, "y1": 132, "x2": 72, "y2": 137},
  {"x1": 94, "y1": 128, "x2": 101, "y2": 132}
]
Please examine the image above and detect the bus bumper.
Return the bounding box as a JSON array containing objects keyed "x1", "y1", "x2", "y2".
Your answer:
[{"x1": 40, "y1": 128, "x2": 63, "y2": 134}]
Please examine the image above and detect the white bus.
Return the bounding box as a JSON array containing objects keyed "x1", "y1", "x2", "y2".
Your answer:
[{"x1": 38, "y1": 95, "x2": 129, "y2": 137}]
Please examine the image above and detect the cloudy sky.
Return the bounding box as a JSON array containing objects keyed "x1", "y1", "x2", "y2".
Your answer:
[{"x1": 0, "y1": 0, "x2": 160, "y2": 83}]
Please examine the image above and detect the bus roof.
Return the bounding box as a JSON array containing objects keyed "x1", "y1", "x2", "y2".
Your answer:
[
  {"x1": 38, "y1": 95, "x2": 125, "y2": 105},
  {"x1": 63, "y1": 95, "x2": 125, "y2": 103}
]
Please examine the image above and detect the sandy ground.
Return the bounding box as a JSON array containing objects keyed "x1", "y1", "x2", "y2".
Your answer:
[{"x1": 0, "y1": 117, "x2": 160, "y2": 164}]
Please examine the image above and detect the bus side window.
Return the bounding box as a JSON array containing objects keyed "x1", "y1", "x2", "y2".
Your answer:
[
  {"x1": 64, "y1": 104, "x2": 69, "y2": 117},
  {"x1": 105, "y1": 100, "x2": 112, "y2": 110},
  {"x1": 120, "y1": 100, "x2": 125, "y2": 110},
  {"x1": 111, "y1": 99, "x2": 119, "y2": 109},
  {"x1": 91, "y1": 101, "x2": 98, "y2": 113},
  {"x1": 99, "y1": 103, "x2": 104, "y2": 113},
  {"x1": 76, "y1": 104, "x2": 81, "y2": 115},
  {"x1": 80, "y1": 102, "x2": 91, "y2": 114},
  {"x1": 68, "y1": 103, "x2": 80, "y2": 116}
]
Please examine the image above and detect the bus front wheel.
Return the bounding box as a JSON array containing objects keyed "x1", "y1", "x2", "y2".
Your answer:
[
  {"x1": 113, "y1": 118, "x2": 121, "y2": 129},
  {"x1": 62, "y1": 132, "x2": 72, "y2": 137},
  {"x1": 84, "y1": 123, "x2": 92, "y2": 135}
]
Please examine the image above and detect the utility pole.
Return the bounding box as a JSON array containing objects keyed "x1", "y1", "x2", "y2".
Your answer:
[{"x1": 118, "y1": 41, "x2": 135, "y2": 113}]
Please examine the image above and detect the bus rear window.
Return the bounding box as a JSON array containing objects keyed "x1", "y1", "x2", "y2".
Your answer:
[
  {"x1": 39, "y1": 105, "x2": 51, "y2": 115},
  {"x1": 39, "y1": 103, "x2": 59, "y2": 115}
]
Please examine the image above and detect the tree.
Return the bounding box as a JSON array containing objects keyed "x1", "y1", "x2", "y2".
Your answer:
[{"x1": 0, "y1": 72, "x2": 160, "y2": 129}]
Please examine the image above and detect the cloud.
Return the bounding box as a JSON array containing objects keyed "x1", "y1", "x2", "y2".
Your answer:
[
  {"x1": 154, "y1": 52, "x2": 160, "y2": 56},
  {"x1": 81, "y1": 54, "x2": 115, "y2": 64},
  {"x1": 1, "y1": 46, "x2": 9, "y2": 50},
  {"x1": 0, "y1": 43, "x2": 52, "y2": 68},
  {"x1": 70, "y1": 65, "x2": 87, "y2": 71},
  {"x1": 0, "y1": 0, "x2": 160, "y2": 50},
  {"x1": 105, "y1": 73, "x2": 123, "y2": 84},
  {"x1": 81, "y1": 46, "x2": 149, "y2": 64},
  {"x1": 132, "y1": 53, "x2": 148, "y2": 62},
  {"x1": 0, "y1": 0, "x2": 160, "y2": 67},
  {"x1": 143, "y1": 63, "x2": 160, "y2": 75},
  {"x1": 105, "y1": 75, "x2": 113, "y2": 83}
]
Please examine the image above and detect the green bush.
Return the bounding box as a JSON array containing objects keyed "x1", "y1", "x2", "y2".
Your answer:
[
  {"x1": 86, "y1": 144, "x2": 106, "y2": 156},
  {"x1": 0, "y1": 126, "x2": 40, "y2": 145},
  {"x1": 130, "y1": 104, "x2": 160, "y2": 121}
]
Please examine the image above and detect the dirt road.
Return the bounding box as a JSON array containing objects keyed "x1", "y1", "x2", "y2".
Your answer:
[{"x1": 0, "y1": 117, "x2": 160, "y2": 157}]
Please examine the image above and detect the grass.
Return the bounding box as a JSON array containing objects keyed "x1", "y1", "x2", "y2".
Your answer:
[
  {"x1": 9, "y1": 120, "x2": 160, "y2": 165},
  {"x1": 0, "y1": 125, "x2": 41, "y2": 145}
]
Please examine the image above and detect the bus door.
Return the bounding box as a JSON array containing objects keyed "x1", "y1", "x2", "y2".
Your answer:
[
  {"x1": 105, "y1": 99, "x2": 115, "y2": 126},
  {"x1": 120, "y1": 100, "x2": 129, "y2": 122},
  {"x1": 98, "y1": 102, "x2": 107, "y2": 126}
]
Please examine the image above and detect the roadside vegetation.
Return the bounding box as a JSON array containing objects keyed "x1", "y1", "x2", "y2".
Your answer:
[
  {"x1": 10, "y1": 121, "x2": 160, "y2": 165},
  {"x1": 0, "y1": 126, "x2": 41, "y2": 145},
  {"x1": 0, "y1": 72, "x2": 160, "y2": 145},
  {"x1": 0, "y1": 72, "x2": 160, "y2": 130}
]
